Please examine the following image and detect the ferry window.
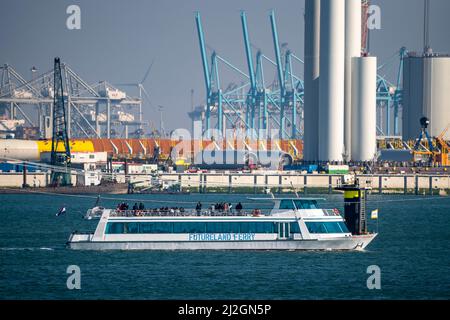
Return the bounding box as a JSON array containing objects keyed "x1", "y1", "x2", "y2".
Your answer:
[
  {"x1": 338, "y1": 222, "x2": 350, "y2": 233},
  {"x1": 153, "y1": 222, "x2": 173, "y2": 233},
  {"x1": 290, "y1": 222, "x2": 301, "y2": 234},
  {"x1": 140, "y1": 223, "x2": 156, "y2": 233},
  {"x1": 173, "y1": 223, "x2": 186, "y2": 233},
  {"x1": 294, "y1": 200, "x2": 318, "y2": 209},
  {"x1": 125, "y1": 223, "x2": 139, "y2": 234},
  {"x1": 306, "y1": 222, "x2": 348, "y2": 234},
  {"x1": 306, "y1": 222, "x2": 327, "y2": 234},
  {"x1": 226, "y1": 223, "x2": 241, "y2": 233},
  {"x1": 254, "y1": 223, "x2": 265, "y2": 233},
  {"x1": 272, "y1": 223, "x2": 278, "y2": 233},
  {"x1": 173, "y1": 222, "x2": 205, "y2": 233},
  {"x1": 280, "y1": 200, "x2": 295, "y2": 210},
  {"x1": 239, "y1": 222, "x2": 252, "y2": 233},
  {"x1": 254, "y1": 223, "x2": 276, "y2": 233},
  {"x1": 323, "y1": 222, "x2": 342, "y2": 234},
  {"x1": 206, "y1": 223, "x2": 223, "y2": 233},
  {"x1": 105, "y1": 223, "x2": 124, "y2": 234}
]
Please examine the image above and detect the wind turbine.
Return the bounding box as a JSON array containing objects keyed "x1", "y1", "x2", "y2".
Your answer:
[{"x1": 116, "y1": 60, "x2": 155, "y2": 132}]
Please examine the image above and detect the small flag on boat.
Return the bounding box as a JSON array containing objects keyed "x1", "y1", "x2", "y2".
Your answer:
[
  {"x1": 371, "y1": 209, "x2": 379, "y2": 220},
  {"x1": 56, "y1": 207, "x2": 66, "y2": 217}
]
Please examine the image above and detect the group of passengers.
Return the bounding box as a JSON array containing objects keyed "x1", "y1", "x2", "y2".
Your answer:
[
  {"x1": 117, "y1": 202, "x2": 129, "y2": 211},
  {"x1": 195, "y1": 201, "x2": 245, "y2": 216},
  {"x1": 132, "y1": 203, "x2": 146, "y2": 211},
  {"x1": 150, "y1": 207, "x2": 186, "y2": 215},
  {"x1": 116, "y1": 203, "x2": 187, "y2": 216},
  {"x1": 117, "y1": 201, "x2": 250, "y2": 217},
  {"x1": 117, "y1": 202, "x2": 146, "y2": 211},
  {"x1": 251, "y1": 208, "x2": 262, "y2": 216},
  {"x1": 211, "y1": 202, "x2": 232, "y2": 213}
]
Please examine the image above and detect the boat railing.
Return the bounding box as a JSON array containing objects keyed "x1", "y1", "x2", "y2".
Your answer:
[
  {"x1": 70, "y1": 231, "x2": 94, "y2": 242},
  {"x1": 323, "y1": 209, "x2": 342, "y2": 217},
  {"x1": 110, "y1": 209, "x2": 271, "y2": 218}
]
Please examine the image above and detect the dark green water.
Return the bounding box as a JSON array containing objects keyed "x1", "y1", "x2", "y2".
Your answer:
[{"x1": 0, "y1": 193, "x2": 449, "y2": 300}]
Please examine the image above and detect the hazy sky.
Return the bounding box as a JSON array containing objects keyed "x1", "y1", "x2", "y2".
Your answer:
[{"x1": 1, "y1": 0, "x2": 449, "y2": 131}]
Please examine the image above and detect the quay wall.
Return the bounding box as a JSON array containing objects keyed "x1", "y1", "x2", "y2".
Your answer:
[
  {"x1": 158, "y1": 172, "x2": 450, "y2": 195},
  {"x1": 1, "y1": 172, "x2": 450, "y2": 195}
]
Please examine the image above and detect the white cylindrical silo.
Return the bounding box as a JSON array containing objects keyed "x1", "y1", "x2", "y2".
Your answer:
[
  {"x1": 0, "y1": 139, "x2": 40, "y2": 161},
  {"x1": 424, "y1": 56, "x2": 450, "y2": 139},
  {"x1": 344, "y1": 0, "x2": 362, "y2": 161},
  {"x1": 319, "y1": 0, "x2": 346, "y2": 162},
  {"x1": 303, "y1": 0, "x2": 321, "y2": 161},
  {"x1": 402, "y1": 55, "x2": 450, "y2": 140},
  {"x1": 351, "y1": 56, "x2": 377, "y2": 162}
]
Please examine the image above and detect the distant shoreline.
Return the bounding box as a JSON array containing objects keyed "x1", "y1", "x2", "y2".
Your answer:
[{"x1": 0, "y1": 184, "x2": 128, "y2": 195}]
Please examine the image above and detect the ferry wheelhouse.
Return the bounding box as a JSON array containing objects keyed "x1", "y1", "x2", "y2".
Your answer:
[{"x1": 68, "y1": 197, "x2": 377, "y2": 251}]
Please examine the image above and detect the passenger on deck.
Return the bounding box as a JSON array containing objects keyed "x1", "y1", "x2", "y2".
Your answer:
[
  {"x1": 138, "y1": 202, "x2": 145, "y2": 210},
  {"x1": 253, "y1": 209, "x2": 262, "y2": 216},
  {"x1": 196, "y1": 202, "x2": 202, "y2": 215},
  {"x1": 132, "y1": 203, "x2": 138, "y2": 211},
  {"x1": 236, "y1": 202, "x2": 243, "y2": 214}
]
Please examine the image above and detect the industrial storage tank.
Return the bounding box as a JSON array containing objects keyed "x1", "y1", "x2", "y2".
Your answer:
[
  {"x1": 0, "y1": 139, "x2": 40, "y2": 161},
  {"x1": 351, "y1": 56, "x2": 377, "y2": 162},
  {"x1": 318, "y1": 0, "x2": 346, "y2": 162},
  {"x1": 303, "y1": 0, "x2": 321, "y2": 161},
  {"x1": 0, "y1": 139, "x2": 95, "y2": 161},
  {"x1": 344, "y1": 0, "x2": 362, "y2": 161},
  {"x1": 402, "y1": 53, "x2": 450, "y2": 140}
]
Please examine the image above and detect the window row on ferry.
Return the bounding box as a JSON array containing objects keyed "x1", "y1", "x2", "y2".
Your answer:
[
  {"x1": 105, "y1": 221, "x2": 349, "y2": 235},
  {"x1": 279, "y1": 200, "x2": 320, "y2": 210},
  {"x1": 106, "y1": 222, "x2": 288, "y2": 234}
]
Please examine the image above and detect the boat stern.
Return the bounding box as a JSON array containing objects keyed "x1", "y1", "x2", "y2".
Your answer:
[
  {"x1": 352, "y1": 233, "x2": 378, "y2": 251},
  {"x1": 66, "y1": 232, "x2": 94, "y2": 249}
]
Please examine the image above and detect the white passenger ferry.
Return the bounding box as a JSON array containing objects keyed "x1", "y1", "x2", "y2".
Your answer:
[{"x1": 68, "y1": 197, "x2": 377, "y2": 251}]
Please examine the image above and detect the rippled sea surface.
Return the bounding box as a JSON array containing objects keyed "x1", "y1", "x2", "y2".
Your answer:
[{"x1": 0, "y1": 192, "x2": 449, "y2": 300}]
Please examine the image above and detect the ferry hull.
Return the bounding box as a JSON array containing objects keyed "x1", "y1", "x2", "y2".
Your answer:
[{"x1": 67, "y1": 234, "x2": 376, "y2": 251}]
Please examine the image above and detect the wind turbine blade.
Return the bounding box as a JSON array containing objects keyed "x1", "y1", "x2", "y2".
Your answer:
[
  {"x1": 141, "y1": 86, "x2": 158, "y2": 111},
  {"x1": 141, "y1": 59, "x2": 155, "y2": 84}
]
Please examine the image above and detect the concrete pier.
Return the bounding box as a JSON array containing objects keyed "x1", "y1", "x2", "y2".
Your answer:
[
  {"x1": 158, "y1": 172, "x2": 450, "y2": 195},
  {"x1": 1, "y1": 172, "x2": 450, "y2": 195}
]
